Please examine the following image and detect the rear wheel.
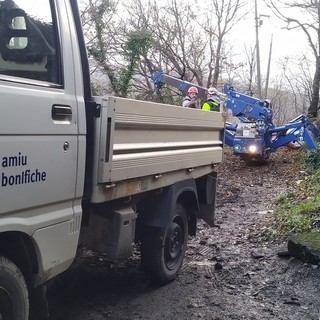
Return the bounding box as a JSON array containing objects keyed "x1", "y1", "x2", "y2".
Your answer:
[
  {"x1": 141, "y1": 203, "x2": 188, "y2": 285},
  {"x1": 0, "y1": 257, "x2": 29, "y2": 320}
]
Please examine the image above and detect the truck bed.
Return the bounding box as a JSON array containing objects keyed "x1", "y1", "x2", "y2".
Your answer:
[{"x1": 91, "y1": 96, "x2": 225, "y2": 203}]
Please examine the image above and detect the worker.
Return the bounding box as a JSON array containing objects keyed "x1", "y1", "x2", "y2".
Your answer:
[
  {"x1": 263, "y1": 98, "x2": 274, "y2": 126},
  {"x1": 182, "y1": 86, "x2": 199, "y2": 108},
  {"x1": 202, "y1": 87, "x2": 221, "y2": 111},
  {"x1": 264, "y1": 99, "x2": 272, "y2": 109}
]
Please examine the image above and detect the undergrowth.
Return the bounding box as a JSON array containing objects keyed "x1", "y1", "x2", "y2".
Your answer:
[{"x1": 272, "y1": 148, "x2": 320, "y2": 236}]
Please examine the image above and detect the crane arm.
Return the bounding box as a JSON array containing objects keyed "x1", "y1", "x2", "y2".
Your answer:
[{"x1": 152, "y1": 71, "x2": 208, "y2": 100}]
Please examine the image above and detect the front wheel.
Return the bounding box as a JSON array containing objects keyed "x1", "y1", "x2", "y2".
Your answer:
[
  {"x1": 0, "y1": 257, "x2": 29, "y2": 320},
  {"x1": 141, "y1": 203, "x2": 188, "y2": 285}
]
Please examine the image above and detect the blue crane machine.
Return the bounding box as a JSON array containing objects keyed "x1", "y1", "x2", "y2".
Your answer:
[{"x1": 152, "y1": 71, "x2": 320, "y2": 161}]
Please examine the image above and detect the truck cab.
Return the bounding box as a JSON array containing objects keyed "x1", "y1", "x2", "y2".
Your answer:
[{"x1": 0, "y1": 1, "x2": 87, "y2": 318}]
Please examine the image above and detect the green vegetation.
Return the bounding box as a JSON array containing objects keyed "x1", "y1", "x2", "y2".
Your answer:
[
  {"x1": 273, "y1": 148, "x2": 320, "y2": 235},
  {"x1": 294, "y1": 232, "x2": 320, "y2": 251}
]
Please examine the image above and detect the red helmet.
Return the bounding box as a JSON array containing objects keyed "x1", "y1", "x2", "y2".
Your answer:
[{"x1": 187, "y1": 86, "x2": 198, "y2": 94}]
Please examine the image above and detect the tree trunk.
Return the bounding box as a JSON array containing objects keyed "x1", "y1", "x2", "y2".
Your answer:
[
  {"x1": 213, "y1": 37, "x2": 223, "y2": 87},
  {"x1": 308, "y1": 56, "x2": 320, "y2": 119}
]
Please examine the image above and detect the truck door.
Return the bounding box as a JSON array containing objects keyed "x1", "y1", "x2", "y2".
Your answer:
[{"x1": 0, "y1": 0, "x2": 84, "y2": 227}]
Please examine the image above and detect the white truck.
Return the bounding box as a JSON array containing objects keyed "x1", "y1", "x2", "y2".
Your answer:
[{"x1": 0, "y1": 1, "x2": 225, "y2": 319}]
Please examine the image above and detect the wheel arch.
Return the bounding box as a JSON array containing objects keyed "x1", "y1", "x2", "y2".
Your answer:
[
  {"x1": 137, "y1": 178, "x2": 199, "y2": 237},
  {"x1": 0, "y1": 232, "x2": 39, "y2": 288}
]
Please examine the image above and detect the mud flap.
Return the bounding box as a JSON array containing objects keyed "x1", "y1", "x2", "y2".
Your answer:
[
  {"x1": 197, "y1": 172, "x2": 217, "y2": 227},
  {"x1": 199, "y1": 203, "x2": 215, "y2": 227}
]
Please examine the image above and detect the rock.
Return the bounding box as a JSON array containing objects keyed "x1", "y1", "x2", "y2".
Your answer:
[
  {"x1": 277, "y1": 250, "x2": 291, "y2": 258},
  {"x1": 258, "y1": 210, "x2": 268, "y2": 215},
  {"x1": 288, "y1": 232, "x2": 320, "y2": 265},
  {"x1": 250, "y1": 250, "x2": 265, "y2": 259},
  {"x1": 283, "y1": 300, "x2": 300, "y2": 306},
  {"x1": 215, "y1": 262, "x2": 223, "y2": 270},
  {"x1": 277, "y1": 244, "x2": 291, "y2": 258}
]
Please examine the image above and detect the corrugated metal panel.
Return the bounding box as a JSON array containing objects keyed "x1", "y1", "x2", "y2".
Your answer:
[{"x1": 92, "y1": 96, "x2": 225, "y2": 201}]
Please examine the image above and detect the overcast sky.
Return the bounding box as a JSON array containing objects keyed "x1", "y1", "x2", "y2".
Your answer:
[{"x1": 229, "y1": 2, "x2": 309, "y2": 77}]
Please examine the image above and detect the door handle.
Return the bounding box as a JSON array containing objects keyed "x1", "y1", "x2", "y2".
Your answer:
[{"x1": 52, "y1": 104, "x2": 72, "y2": 120}]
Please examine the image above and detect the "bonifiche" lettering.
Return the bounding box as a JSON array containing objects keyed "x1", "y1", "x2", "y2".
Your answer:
[{"x1": 2, "y1": 169, "x2": 46, "y2": 186}]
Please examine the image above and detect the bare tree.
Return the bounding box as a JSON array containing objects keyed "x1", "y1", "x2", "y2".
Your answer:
[
  {"x1": 79, "y1": 0, "x2": 248, "y2": 101},
  {"x1": 200, "y1": 0, "x2": 247, "y2": 88},
  {"x1": 233, "y1": 44, "x2": 257, "y2": 95},
  {"x1": 80, "y1": 0, "x2": 119, "y2": 94},
  {"x1": 120, "y1": 0, "x2": 210, "y2": 102},
  {"x1": 279, "y1": 55, "x2": 312, "y2": 113},
  {"x1": 121, "y1": 0, "x2": 249, "y2": 102},
  {"x1": 267, "y1": 0, "x2": 320, "y2": 119}
]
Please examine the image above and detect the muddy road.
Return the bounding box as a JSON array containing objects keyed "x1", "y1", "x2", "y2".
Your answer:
[{"x1": 46, "y1": 148, "x2": 320, "y2": 320}]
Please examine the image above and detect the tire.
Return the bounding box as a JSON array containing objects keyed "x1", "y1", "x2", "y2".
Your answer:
[
  {"x1": 0, "y1": 257, "x2": 29, "y2": 320},
  {"x1": 141, "y1": 203, "x2": 188, "y2": 285}
]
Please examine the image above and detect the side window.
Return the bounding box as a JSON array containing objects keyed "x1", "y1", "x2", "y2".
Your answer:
[{"x1": 0, "y1": 0, "x2": 61, "y2": 84}]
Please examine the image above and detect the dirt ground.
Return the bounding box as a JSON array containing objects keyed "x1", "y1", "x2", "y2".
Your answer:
[{"x1": 46, "y1": 147, "x2": 320, "y2": 320}]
